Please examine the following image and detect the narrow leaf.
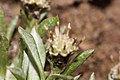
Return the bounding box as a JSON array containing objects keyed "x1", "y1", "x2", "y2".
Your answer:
[
  {"x1": 89, "y1": 72, "x2": 95, "y2": 80},
  {"x1": 31, "y1": 27, "x2": 46, "y2": 68},
  {"x1": 18, "y1": 27, "x2": 45, "y2": 80},
  {"x1": 20, "y1": 42, "x2": 39, "y2": 80},
  {"x1": 22, "y1": 51, "x2": 39, "y2": 80},
  {"x1": 0, "y1": 34, "x2": 8, "y2": 79},
  {"x1": 39, "y1": 12, "x2": 47, "y2": 22},
  {"x1": 0, "y1": 7, "x2": 6, "y2": 33},
  {"x1": 22, "y1": 51, "x2": 29, "y2": 77},
  {"x1": 9, "y1": 67, "x2": 25, "y2": 80},
  {"x1": 5, "y1": 69, "x2": 16, "y2": 80},
  {"x1": 15, "y1": 38, "x2": 26, "y2": 68},
  {"x1": 37, "y1": 16, "x2": 59, "y2": 37},
  {"x1": 27, "y1": 63, "x2": 39, "y2": 80},
  {"x1": 64, "y1": 49, "x2": 94, "y2": 75},
  {"x1": 7, "y1": 16, "x2": 18, "y2": 41}
]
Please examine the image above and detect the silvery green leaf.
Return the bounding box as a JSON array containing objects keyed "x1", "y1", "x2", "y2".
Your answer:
[
  {"x1": 20, "y1": 46, "x2": 39, "y2": 80},
  {"x1": 27, "y1": 62, "x2": 39, "y2": 80},
  {"x1": 22, "y1": 51, "x2": 29, "y2": 77},
  {"x1": 19, "y1": 39, "x2": 29, "y2": 77},
  {"x1": 9, "y1": 67, "x2": 26, "y2": 80},
  {"x1": 64, "y1": 49, "x2": 94, "y2": 75},
  {"x1": 31, "y1": 27, "x2": 46, "y2": 68},
  {"x1": 5, "y1": 69, "x2": 16, "y2": 80},
  {"x1": 22, "y1": 51, "x2": 40, "y2": 80},
  {"x1": 18, "y1": 27, "x2": 45, "y2": 80}
]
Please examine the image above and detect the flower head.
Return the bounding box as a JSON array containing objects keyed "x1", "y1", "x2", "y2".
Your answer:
[
  {"x1": 46, "y1": 23, "x2": 78, "y2": 57},
  {"x1": 21, "y1": 0, "x2": 49, "y2": 8}
]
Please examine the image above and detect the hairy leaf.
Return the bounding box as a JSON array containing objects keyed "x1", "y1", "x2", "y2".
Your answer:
[
  {"x1": 18, "y1": 27, "x2": 45, "y2": 80},
  {"x1": 31, "y1": 27, "x2": 46, "y2": 68},
  {"x1": 64, "y1": 49, "x2": 94, "y2": 75},
  {"x1": 27, "y1": 62, "x2": 39, "y2": 80},
  {"x1": 5, "y1": 69, "x2": 16, "y2": 80},
  {"x1": 22, "y1": 51, "x2": 29, "y2": 77},
  {"x1": 9, "y1": 67, "x2": 25, "y2": 80},
  {"x1": 20, "y1": 41, "x2": 39, "y2": 80},
  {"x1": 22, "y1": 51, "x2": 39, "y2": 80}
]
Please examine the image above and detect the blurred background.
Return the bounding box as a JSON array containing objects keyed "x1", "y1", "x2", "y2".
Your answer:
[{"x1": 0, "y1": 0, "x2": 120, "y2": 80}]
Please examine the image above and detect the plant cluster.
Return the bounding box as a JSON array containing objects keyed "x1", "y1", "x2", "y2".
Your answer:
[{"x1": 0, "y1": 0, "x2": 95, "y2": 80}]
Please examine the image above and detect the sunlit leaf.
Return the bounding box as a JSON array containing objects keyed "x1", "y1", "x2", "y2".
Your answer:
[
  {"x1": 9, "y1": 67, "x2": 25, "y2": 80},
  {"x1": 7, "y1": 16, "x2": 18, "y2": 41},
  {"x1": 31, "y1": 27, "x2": 46, "y2": 68},
  {"x1": 64, "y1": 49, "x2": 94, "y2": 75},
  {"x1": 21, "y1": 51, "x2": 39, "y2": 80},
  {"x1": 0, "y1": 34, "x2": 8, "y2": 79},
  {"x1": 37, "y1": 16, "x2": 59, "y2": 37},
  {"x1": 5, "y1": 69, "x2": 16, "y2": 80},
  {"x1": 22, "y1": 51, "x2": 29, "y2": 77},
  {"x1": 27, "y1": 62, "x2": 39, "y2": 80},
  {"x1": 20, "y1": 41, "x2": 39, "y2": 80},
  {"x1": 0, "y1": 7, "x2": 6, "y2": 34},
  {"x1": 18, "y1": 27, "x2": 45, "y2": 80}
]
